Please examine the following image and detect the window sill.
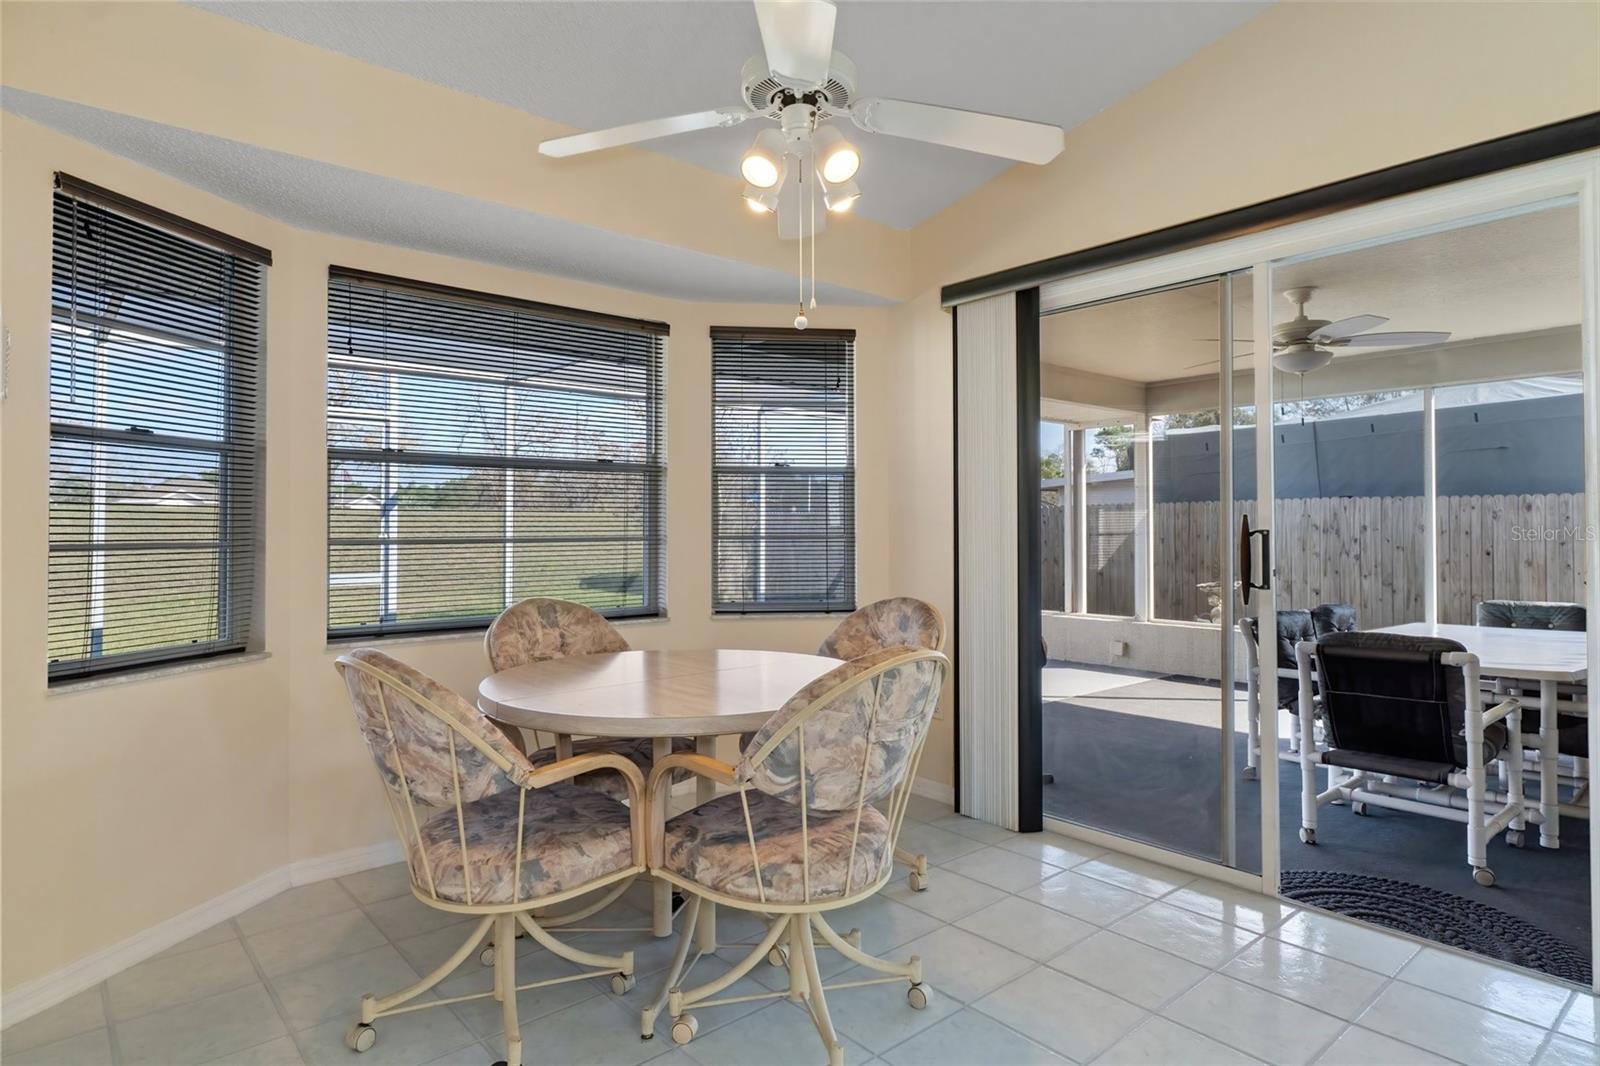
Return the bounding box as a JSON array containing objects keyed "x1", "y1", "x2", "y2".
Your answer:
[
  {"x1": 324, "y1": 613, "x2": 671, "y2": 653},
  {"x1": 710, "y1": 611, "x2": 853, "y2": 621},
  {"x1": 47, "y1": 651, "x2": 272, "y2": 697}
]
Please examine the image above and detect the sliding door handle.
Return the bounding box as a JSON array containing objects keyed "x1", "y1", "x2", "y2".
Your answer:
[{"x1": 1239, "y1": 516, "x2": 1272, "y2": 605}]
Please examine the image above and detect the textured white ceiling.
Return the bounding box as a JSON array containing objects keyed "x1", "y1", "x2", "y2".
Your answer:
[
  {"x1": 3, "y1": 88, "x2": 889, "y2": 307},
  {"x1": 193, "y1": 0, "x2": 1267, "y2": 229}
]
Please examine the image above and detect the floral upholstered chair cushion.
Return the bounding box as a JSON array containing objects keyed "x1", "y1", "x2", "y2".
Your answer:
[
  {"x1": 659, "y1": 792, "x2": 892, "y2": 904},
  {"x1": 411, "y1": 782, "x2": 635, "y2": 905},
  {"x1": 816, "y1": 597, "x2": 944, "y2": 661},
  {"x1": 527, "y1": 736, "x2": 691, "y2": 804},
  {"x1": 340, "y1": 648, "x2": 535, "y2": 807},
  {"x1": 738, "y1": 648, "x2": 944, "y2": 810},
  {"x1": 484, "y1": 597, "x2": 630, "y2": 672}
]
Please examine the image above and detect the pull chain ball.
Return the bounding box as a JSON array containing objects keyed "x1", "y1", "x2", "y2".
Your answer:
[{"x1": 794, "y1": 310, "x2": 808, "y2": 330}]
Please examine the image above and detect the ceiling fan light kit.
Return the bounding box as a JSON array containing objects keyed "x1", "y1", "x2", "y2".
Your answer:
[{"x1": 538, "y1": 0, "x2": 1066, "y2": 324}]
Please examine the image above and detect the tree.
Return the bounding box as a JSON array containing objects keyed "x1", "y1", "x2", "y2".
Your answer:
[{"x1": 1040, "y1": 449, "x2": 1064, "y2": 479}]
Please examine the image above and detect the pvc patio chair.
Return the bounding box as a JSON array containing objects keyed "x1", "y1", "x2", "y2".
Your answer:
[
  {"x1": 643, "y1": 647, "x2": 949, "y2": 1066},
  {"x1": 817, "y1": 596, "x2": 946, "y2": 891},
  {"x1": 335, "y1": 649, "x2": 646, "y2": 1066},
  {"x1": 1292, "y1": 632, "x2": 1527, "y2": 886}
]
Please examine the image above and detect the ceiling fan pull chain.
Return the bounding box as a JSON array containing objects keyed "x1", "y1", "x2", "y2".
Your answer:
[{"x1": 809, "y1": 163, "x2": 817, "y2": 311}]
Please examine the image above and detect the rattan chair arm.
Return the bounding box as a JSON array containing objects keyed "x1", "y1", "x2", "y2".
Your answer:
[{"x1": 644, "y1": 753, "x2": 739, "y2": 868}]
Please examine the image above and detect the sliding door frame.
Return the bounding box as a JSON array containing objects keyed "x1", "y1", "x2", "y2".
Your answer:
[{"x1": 963, "y1": 148, "x2": 1600, "y2": 978}]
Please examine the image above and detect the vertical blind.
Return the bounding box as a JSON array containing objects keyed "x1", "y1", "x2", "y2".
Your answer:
[
  {"x1": 327, "y1": 268, "x2": 667, "y2": 637},
  {"x1": 711, "y1": 326, "x2": 856, "y2": 613},
  {"x1": 48, "y1": 177, "x2": 267, "y2": 681}
]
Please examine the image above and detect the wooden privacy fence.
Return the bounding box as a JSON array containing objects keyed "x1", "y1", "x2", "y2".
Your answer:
[{"x1": 1042, "y1": 492, "x2": 1589, "y2": 628}]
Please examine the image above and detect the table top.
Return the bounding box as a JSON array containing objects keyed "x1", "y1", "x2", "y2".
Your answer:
[
  {"x1": 1376, "y1": 623, "x2": 1588, "y2": 683},
  {"x1": 477, "y1": 648, "x2": 844, "y2": 738}
]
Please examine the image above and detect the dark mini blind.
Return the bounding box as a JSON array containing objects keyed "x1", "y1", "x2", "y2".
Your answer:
[
  {"x1": 48, "y1": 182, "x2": 266, "y2": 681},
  {"x1": 711, "y1": 327, "x2": 856, "y2": 613},
  {"x1": 327, "y1": 268, "x2": 667, "y2": 638}
]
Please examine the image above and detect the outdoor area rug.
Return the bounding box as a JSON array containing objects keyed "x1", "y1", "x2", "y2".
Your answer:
[{"x1": 1281, "y1": 870, "x2": 1592, "y2": 985}]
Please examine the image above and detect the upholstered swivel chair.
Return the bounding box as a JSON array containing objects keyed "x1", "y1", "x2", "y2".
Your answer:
[
  {"x1": 485, "y1": 597, "x2": 691, "y2": 799},
  {"x1": 644, "y1": 647, "x2": 949, "y2": 1066},
  {"x1": 817, "y1": 597, "x2": 946, "y2": 890},
  {"x1": 1293, "y1": 632, "x2": 1524, "y2": 885},
  {"x1": 335, "y1": 649, "x2": 646, "y2": 1066}
]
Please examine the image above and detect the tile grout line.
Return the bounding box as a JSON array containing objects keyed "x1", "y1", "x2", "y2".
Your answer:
[
  {"x1": 229, "y1": 914, "x2": 317, "y2": 1066},
  {"x1": 99, "y1": 980, "x2": 124, "y2": 1066}
]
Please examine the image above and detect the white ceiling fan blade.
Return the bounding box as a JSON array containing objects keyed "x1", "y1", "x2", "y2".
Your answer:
[
  {"x1": 539, "y1": 108, "x2": 751, "y2": 158},
  {"x1": 1183, "y1": 350, "x2": 1254, "y2": 369},
  {"x1": 1329, "y1": 331, "x2": 1453, "y2": 348},
  {"x1": 1306, "y1": 314, "x2": 1387, "y2": 342},
  {"x1": 754, "y1": 0, "x2": 837, "y2": 86},
  {"x1": 850, "y1": 98, "x2": 1064, "y2": 164}
]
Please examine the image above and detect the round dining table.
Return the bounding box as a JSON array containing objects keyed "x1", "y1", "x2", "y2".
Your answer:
[{"x1": 477, "y1": 647, "x2": 843, "y2": 951}]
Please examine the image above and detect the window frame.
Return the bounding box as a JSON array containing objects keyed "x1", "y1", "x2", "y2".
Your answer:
[
  {"x1": 709, "y1": 326, "x2": 858, "y2": 615},
  {"x1": 47, "y1": 175, "x2": 268, "y2": 683},
  {"x1": 324, "y1": 267, "x2": 669, "y2": 640}
]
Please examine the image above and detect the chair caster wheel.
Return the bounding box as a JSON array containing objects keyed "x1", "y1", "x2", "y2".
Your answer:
[
  {"x1": 1473, "y1": 867, "x2": 1496, "y2": 887},
  {"x1": 1352, "y1": 801, "x2": 1369, "y2": 816},
  {"x1": 344, "y1": 1023, "x2": 376, "y2": 1053},
  {"x1": 1242, "y1": 766, "x2": 1258, "y2": 782},
  {"x1": 479, "y1": 945, "x2": 496, "y2": 967},
  {"x1": 907, "y1": 984, "x2": 929, "y2": 1010},
  {"x1": 767, "y1": 945, "x2": 789, "y2": 967},
  {"x1": 1299, "y1": 828, "x2": 1316, "y2": 845},
  {"x1": 611, "y1": 973, "x2": 635, "y2": 995},
  {"x1": 1506, "y1": 830, "x2": 1524, "y2": 848},
  {"x1": 670, "y1": 1014, "x2": 699, "y2": 1045},
  {"x1": 908, "y1": 870, "x2": 927, "y2": 892}
]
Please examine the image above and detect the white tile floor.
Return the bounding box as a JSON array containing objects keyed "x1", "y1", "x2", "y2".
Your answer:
[{"x1": 4, "y1": 795, "x2": 1597, "y2": 1065}]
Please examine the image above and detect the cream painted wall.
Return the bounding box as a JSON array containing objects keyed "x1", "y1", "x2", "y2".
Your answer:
[
  {"x1": 888, "y1": 0, "x2": 1600, "y2": 789},
  {"x1": 0, "y1": 114, "x2": 896, "y2": 993}
]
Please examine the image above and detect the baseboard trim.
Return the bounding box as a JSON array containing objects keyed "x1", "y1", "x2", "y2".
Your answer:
[
  {"x1": 911, "y1": 776, "x2": 955, "y2": 806},
  {"x1": 287, "y1": 839, "x2": 404, "y2": 887},
  {"x1": 0, "y1": 866, "x2": 288, "y2": 1028},
  {"x1": 2, "y1": 839, "x2": 405, "y2": 1029}
]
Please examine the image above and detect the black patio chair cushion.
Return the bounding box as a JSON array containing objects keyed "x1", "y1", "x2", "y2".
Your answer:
[
  {"x1": 1312, "y1": 602, "x2": 1359, "y2": 638},
  {"x1": 1244, "y1": 610, "x2": 1315, "y2": 711},
  {"x1": 1475, "y1": 600, "x2": 1587, "y2": 631},
  {"x1": 1315, "y1": 631, "x2": 1505, "y2": 780}
]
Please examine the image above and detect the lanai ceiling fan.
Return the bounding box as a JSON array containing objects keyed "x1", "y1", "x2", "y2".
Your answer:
[
  {"x1": 1191, "y1": 287, "x2": 1452, "y2": 374},
  {"x1": 538, "y1": 0, "x2": 1066, "y2": 236}
]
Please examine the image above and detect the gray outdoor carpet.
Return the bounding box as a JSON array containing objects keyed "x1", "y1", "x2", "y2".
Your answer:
[{"x1": 1041, "y1": 696, "x2": 1591, "y2": 982}]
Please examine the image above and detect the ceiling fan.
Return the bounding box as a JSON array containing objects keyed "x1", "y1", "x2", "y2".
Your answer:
[
  {"x1": 1190, "y1": 287, "x2": 1452, "y2": 374},
  {"x1": 537, "y1": 0, "x2": 1066, "y2": 237}
]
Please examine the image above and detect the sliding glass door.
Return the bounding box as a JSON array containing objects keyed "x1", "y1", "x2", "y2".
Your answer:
[{"x1": 1037, "y1": 271, "x2": 1264, "y2": 872}]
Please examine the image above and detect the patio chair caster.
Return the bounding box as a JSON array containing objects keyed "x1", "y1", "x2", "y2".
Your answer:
[
  {"x1": 479, "y1": 944, "x2": 496, "y2": 967},
  {"x1": 1299, "y1": 827, "x2": 1316, "y2": 845},
  {"x1": 767, "y1": 945, "x2": 789, "y2": 967},
  {"x1": 1473, "y1": 867, "x2": 1496, "y2": 887},
  {"x1": 611, "y1": 973, "x2": 636, "y2": 995},
  {"x1": 1352, "y1": 801, "x2": 1369, "y2": 816},
  {"x1": 908, "y1": 870, "x2": 927, "y2": 892},
  {"x1": 1242, "y1": 766, "x2": 1258, "y2": 781},
  {"x1": 670, "y1": 1014, "x2": 699, "y2": 1046},
  {"x1": 907, "y1": 984, "x2": 929, "y2": 1010},
  {"x1": 1506, "y1": 830, "x2": 1525, "y2": 848},
  {"x1": 344, "y1": 1023, "x2": 376, "y2": 1053}
]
